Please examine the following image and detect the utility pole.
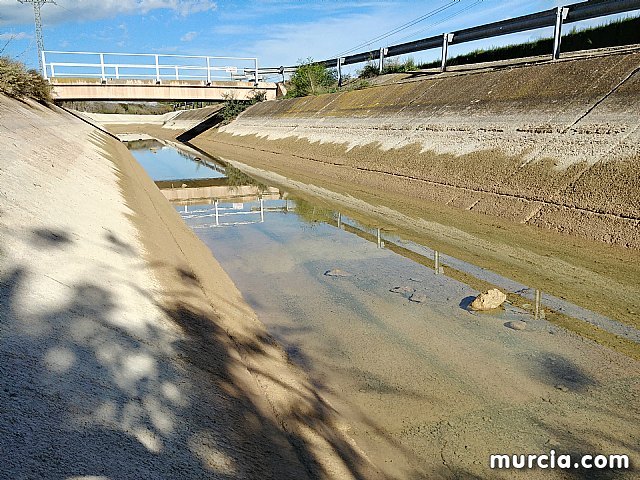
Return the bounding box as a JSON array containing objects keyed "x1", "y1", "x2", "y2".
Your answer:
[{"x1": 17, "y1": 0, "x2": 55, "y2": 74}]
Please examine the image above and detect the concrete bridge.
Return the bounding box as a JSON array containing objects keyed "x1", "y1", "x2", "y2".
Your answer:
[
  {"x1": 50, "y1": 78, "x2": 277, "y2": 102},
  {"x1": 43, "y1": 51, "x2": 278, "y2": 102}
]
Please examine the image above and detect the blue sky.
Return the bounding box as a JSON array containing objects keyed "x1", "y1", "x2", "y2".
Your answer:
[{"x1": 0, "y1": 0, "x2": 635, "y2": 78}]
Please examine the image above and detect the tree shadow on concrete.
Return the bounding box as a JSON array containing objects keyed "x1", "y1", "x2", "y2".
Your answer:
[
  {"x1": 31, "y1": 227, "x2": 73, "y2": 248},
  {"x1": 1, "y1": 225, "x2": 421, "y2": 479},
  {"x1": 536, "y1": 353, "x2": 598, "y2": 393}
]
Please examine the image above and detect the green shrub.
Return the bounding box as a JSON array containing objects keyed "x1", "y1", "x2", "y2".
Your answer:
[
  {"x1": 0, "y1": 56, "x2": 51, "y2": 103},
  {"x1": 220, "y1": 90, "x2": 266, "y2": 124},
  {"x1": 357, "y1": 57, "x2": 418, "y2": 78},
  {"x1": 286, "y1": 58, "x2": 338, "y2": 98},
  {"x1": 358, "y1": 61, "x2": 380, "y2": 79}
]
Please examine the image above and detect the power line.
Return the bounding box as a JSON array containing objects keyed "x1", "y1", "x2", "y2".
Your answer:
[
  {"x1": 17, "y1": 0, "x2": 55, "y2": 73},
  {"x1": 334, "y1": 0, "x2": 461, "y2": 58},
  {"x1": 393, "y1": 0, "x2": 484, "y2": 45}
]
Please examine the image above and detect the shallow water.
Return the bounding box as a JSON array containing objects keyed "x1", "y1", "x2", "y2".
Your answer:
[
  {"x1": 129, "y1": 141, "x2": 640, "y2": 475},
  {"x1": 128, "y1": 142, "x2": 638, "y2": 344},
  {"x1": 128, "y1": 140, "x2": 225, "y2": 181}
]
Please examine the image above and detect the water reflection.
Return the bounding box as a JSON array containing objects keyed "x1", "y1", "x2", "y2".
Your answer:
[
  {"x1": 127, "y1": 140, "x2": 226, "y2": 181},
  {"x1": 129, "y1": 140, "x2": 639, "y2": 344}
]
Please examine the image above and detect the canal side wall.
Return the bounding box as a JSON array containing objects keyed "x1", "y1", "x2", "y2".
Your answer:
[
  {"x1": 80, "y1": 104, "x2": 223, "y2": 132},
  {"x1": 0, "y1": 94, "x2": 372, "y2": 478},
  {"x1": 211, "y1": 51, "x2": 640, "y2": 248}
]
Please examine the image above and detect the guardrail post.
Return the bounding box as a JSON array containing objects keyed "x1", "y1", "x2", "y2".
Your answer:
[
  {"x1": 553, "y1": 6, "x2": 570, "y2": 60},
  {"x1": 41, "y1": 51, "x2": 48, "y2": 80},
  {"x1": 100, "y1": 53, "x2": 106, "y2": 82},
  {"x1": 441, "y1": 33, "x2": 454, "y2": 72},
  {"x1": 115, "y1": 66, "x2": 119, "y2": 79},
  {"x1": 378, "y1": 47, "x2": 388, "y2": 74},
  {"x1": 175, "y1": 65, "x2": 179, "y2": 80},
  {"x1": 155, "y1": 54, "x2": 160, "y2": 83},
  {"x1": 206, "y1": 57, "x2": 211, "y2": 84},
  {"x1": 254, "y1": 58, "x2": 259, "y2": 86},
  {"x1": 260, "y1": 197, "x2": 264, "y2": 223}
]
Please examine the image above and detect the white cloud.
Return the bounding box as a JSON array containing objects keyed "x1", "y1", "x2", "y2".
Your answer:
[
  {"x1": 180, "y1": 31, "x2": 197, "y2": 42},
  {"x1": 0, "y1": 31, "x2": 31, "y2": 40},
  {"x1": 0, "y1": 0, "x2": 216, "y2": 26}
]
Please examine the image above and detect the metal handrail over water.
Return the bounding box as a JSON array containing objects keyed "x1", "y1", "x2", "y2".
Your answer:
[{"x1": 41, "y1": 51, "x2": 260, "y2": 84}]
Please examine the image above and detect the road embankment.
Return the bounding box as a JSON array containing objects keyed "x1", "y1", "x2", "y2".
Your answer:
[
  {"x1": 204, "y1": 51, "x2": 640, "y2": 248},
  {"x1": 0, "y1": 95, "x2": 376, "y2": 479}
]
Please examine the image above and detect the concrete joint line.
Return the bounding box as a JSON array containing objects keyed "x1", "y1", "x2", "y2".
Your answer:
[
  {"x1": 563, "y1": 65, "x2": 640, "y2": 134},
  {"x1": 213, "y1": 137, "x2": 640, "y2": 223}
]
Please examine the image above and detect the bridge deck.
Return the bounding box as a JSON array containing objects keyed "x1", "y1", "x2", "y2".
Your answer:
[{"x1": 50, "y1": 78, "x2": 277, "y2": 102}]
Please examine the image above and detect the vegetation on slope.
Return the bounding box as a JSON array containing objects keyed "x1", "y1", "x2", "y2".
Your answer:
[
  {"x1": 220, "y1": 90, "x2": 267, "y2": 124},
  {"x1": 0, "y1": 57, "x2": 51, "y2": 103},
  {"x1": 285, "y1": 58, "x2": 338, "y2": 97}
]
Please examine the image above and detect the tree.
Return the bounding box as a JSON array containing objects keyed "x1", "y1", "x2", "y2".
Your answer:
[{"x1": 286, "y1": 58, "x2": 337, "y2": 98}]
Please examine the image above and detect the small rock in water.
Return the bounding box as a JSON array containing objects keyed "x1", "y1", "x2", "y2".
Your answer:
[
  {"x1": 324, "y1": 269, "x2": 352, "y2": 277},
  {"x1": 555, "y1": 384, "x2": 569, "y2": 392},
  {"x1": 469, "y1": 288, "x2": 507, "y2": 311},
  {"x1": 409, "y1": 278, "x2": 423, "y2": 283},
  {"x1": 505, "y1": 320, "x2": 527, "y2": 331},
  {"x1": 390, "y1": 286, "x2": 414, "y2": 294},
  {"x1": 409, "y1": 293, "x2": 428, "y2": 304}
]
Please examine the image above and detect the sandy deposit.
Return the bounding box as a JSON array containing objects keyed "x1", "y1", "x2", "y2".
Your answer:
[
  {"x1": 212, "y1": 50, "x2": 640, "y2": 248},
  {"x1": 0, "y1": 96, "x2": 376, "y2": 479}
]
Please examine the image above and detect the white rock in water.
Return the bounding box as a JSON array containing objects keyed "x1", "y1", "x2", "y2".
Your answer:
[
  {"x1": 470, "y1": 288, "x2": 507, "y2": 311},
  {"x1": 324, "y1": 269, "x2": 352, "y2": 277},
  {"x1": 505, "y1": 320, "x2": 527, "y2": 331}
]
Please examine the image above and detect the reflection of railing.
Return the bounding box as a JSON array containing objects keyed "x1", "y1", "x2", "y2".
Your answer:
[
  {"x1": 42, "y1": 51, "x2": 259, "y2": 83},
  {"x1": 181, "y1": 199, "x2": 265, "y2": 227}
]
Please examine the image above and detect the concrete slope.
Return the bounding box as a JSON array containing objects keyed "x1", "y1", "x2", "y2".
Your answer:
[
  {"x1": 0, "y1": 96, "x2": 376, "y2": 479},
  {"x1": 212, "y1": 50, "x2": 640, "y2": 247}
]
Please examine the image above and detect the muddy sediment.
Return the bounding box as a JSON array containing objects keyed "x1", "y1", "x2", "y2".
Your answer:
[{"x1": 209, "y1": 51, "x2": 640, "y2": 248}]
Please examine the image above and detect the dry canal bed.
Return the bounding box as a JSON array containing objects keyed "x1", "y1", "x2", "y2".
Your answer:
[{"x1": 128, "y1": 141, "x2": 640, "y2": 479}]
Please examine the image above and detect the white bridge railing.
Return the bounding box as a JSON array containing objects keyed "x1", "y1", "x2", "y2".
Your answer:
[{"x1": 42, "y1": 51, "x2": 259, "y2": 83}]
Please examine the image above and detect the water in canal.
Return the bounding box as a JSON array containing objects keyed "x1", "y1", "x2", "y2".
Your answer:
[{"x1": 128, "y1": 141, "x2": 640, "y2": 476}]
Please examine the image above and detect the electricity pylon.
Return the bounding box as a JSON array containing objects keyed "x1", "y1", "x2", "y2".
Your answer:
[{"x1": 17, "y1": 0, "x2": 55, "y2": 74}]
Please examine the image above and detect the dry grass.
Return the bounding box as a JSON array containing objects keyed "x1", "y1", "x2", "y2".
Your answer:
[{"x1": 0, "y1": 57, "x2": 51, "y2": 104}]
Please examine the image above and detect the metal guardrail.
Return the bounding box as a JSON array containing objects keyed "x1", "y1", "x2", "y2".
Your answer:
[
  {"x1": 261, "y1": 0, "x2": 640, "y2": 80},
  {"x1": 42, "y1": 51, "x2": 260, "y2": 83}
]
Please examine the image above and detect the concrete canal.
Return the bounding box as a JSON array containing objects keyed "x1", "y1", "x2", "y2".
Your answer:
[{"x1": 128, "y1": 141, "x2": 640, "y2": 478}]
